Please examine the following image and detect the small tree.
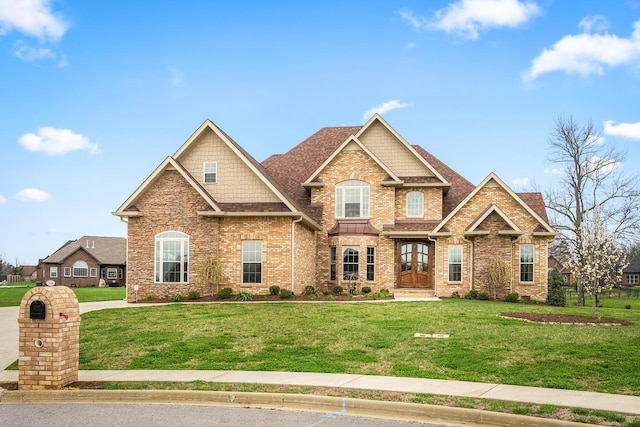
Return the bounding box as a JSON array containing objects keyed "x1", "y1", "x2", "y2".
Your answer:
[
  {"x1": 569, "y1": 208, "x2": 627, "y2": 318},
  {"x1": 197, "y1": 257, "x2": 223, "y2": 297},
  {"x1": 486, "y1": 256, "x2": 511, "y2": 300},
  {"x1": 546, "y1": 267, "x2": 566, "y2": 307}
]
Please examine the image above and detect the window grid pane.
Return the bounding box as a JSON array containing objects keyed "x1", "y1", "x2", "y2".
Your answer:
[
  {"x1": 366, "y1": 247, "x2": 375, "y2": 281},
  {"x1": 330, "y1": 246, "x2": 337, "y2": 281},
  {"x1": 336, "y1": 180, "x2": 369, "y2": 218},
  {"x1": 343, "y1": 246, "x2": 359, "y2": 280},
  {"x1": 520, "y1": 244, "x2": 534, "y2": 282},
  {"x1": 406, "y1": 191, "x2": 424, "y2": 217},
  {"x1": 204, "y1": 162, "x2": 217, "y2": 183},
  {"x1": 243, "y1": 240, "x2": 262, "y2": 283},
  {"x1": 448, "y1": 245, "x2": 462, "y2": 282},
  {"x1": 155, "y1": 232, "x2": 189, "y2": 283}
]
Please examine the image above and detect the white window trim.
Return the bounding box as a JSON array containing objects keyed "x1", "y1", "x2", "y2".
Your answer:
[
  {"x1": 90, "y1": 268, "x2": 97, "y2": 277},
  {"x1": 73, "y1": 261, "x2": 88, "y2": 277},
  {"x1": 242, "y1": 240, "x2": 263, "y2": 284},
  {"x1": 203, "y1": 162, "x2": 217, "y2": 184},
  {"x1": 154, "y1": 231, "x2": 189, "y2": 284},
  {"x1": 50, "y1": 266, "x2": 58, "y2": 278},
  {"x1": 107, "y1": 268, "x2": 118, "y2": 279},
  {"x1": 406, "y1": 191, "x2": 424, "y2": 218},
  {"x1": 335, "y1": 180, "x2": 370, "y2": 219},
  {"x1": 448, "y1": 245, "x2": 462, "y2": 282},
  {"x1": 342, "y1": 245, "x2": 359, "y2": 281},
  {"x1": 63, "y1": 267, "x2": 71, "y2": 277},
  {"x1": 366, "y1": 246, "x2": 375, "y2": 281},
  {"x1": 520, "y1": 244, "x2": 534, "y2": 283}
]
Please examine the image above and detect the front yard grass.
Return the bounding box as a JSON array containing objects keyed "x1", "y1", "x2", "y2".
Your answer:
[
  {"x1": 0, "y1": 283, "x2": 126, "y2": 307},
  {"x1": 79, "y1": 298, "x2": 640, "y2": 396}
]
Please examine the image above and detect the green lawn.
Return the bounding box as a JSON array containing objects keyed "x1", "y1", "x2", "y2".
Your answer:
[
  {"x1": 79, "y1": 298, "x2": 640, "y2": 396},
  {"x1": 0, "y1": 282, "x2": 126, "y2": 306}
]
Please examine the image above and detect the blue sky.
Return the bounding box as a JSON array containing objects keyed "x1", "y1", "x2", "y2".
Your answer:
[{"x1": 1, "y1": 0, "x2": 640, "y2": 265}]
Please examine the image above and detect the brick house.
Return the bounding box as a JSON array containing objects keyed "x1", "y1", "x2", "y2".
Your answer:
[
  {"x1": 38, "y1": 236, "x2": 126, "y2": 287},
  {"x1": 114, "y1": 115, "x2": 555, "y2": 302},
  {"x1": 622, "y1": 255, "x2": 640, "y2": 287}
]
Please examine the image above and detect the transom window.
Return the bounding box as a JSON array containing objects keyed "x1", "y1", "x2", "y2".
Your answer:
[
  {"x1": 448, "y1": 245, "x2": 462, "y2": 282},
  {"x1": 73, "y1": 261, "x2": 88, "y2": 277},
  {"x1": 520, "y1": 244, "x2": 534, "y2": 282},
  {"x1": 155, "y1": 231, "x2": 189, "y2": 283},
  {"x1": 336, "y1": 180, "x2": 369, "y2": 218},
  {"x1": 343, "y1": 246, "x2": 359, "y2": 280},
  {"x1": 204, "y1": 162, "x2": 217, "y2": 183},
  {"x1": 406, "y1": 191, "x2": 424, "y2": 217},
  {"x1": 243, "y1": 240, "x2": 262, "y2": 283}
]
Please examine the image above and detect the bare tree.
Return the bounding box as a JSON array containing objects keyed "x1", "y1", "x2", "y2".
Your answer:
[
  {"x1": 485, "y1": 256, "x2": 511, "y2": 300},
  {"x1": 545, "y1": 116, "x2": 640, "y2": 306},
  {"x1": 569, "y1": 208, "x2": 627, "y2": 318}
]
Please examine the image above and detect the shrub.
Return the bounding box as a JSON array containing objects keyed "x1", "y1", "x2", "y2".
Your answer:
[
  {"x1": 236, "y1": 291, "x2": 253, "y2": 301},
  {"x1": 505, "y1": 292, "x2": 520, "y2": 303},
  {"x1": 332, "y1": 285, "x2": 344, "y2": 295},
  {"x1": 450, "y1": 291, "x2": 460, "y2": 299},
  {"x1": 303, "y1": 285, "x2": 316, "y2": 295},
  {"x1": 375, "y1": 289, "x2": 390, "y2": 298},
  {"x1": 477, "y1": 292, "x2": 490, "y2": 300},
  {"x1": 171, "y1": 293, "x2": 183, "y2": 302},
  {"x1": 307, "y1": 293, "x2": 317, "y2": 300},
  {"x1": 361, "y1": 286, "x2": 372, "y2": 294},
  {"x1": 217, "y1": 287, "x2": 233, "y2": 299},
  {"x1": 279, "y1": 289, "x2": 293, "y2": 299},
  {"x1": 146, "y1": 295, "x2": 154, "y2": 301},
  {"x1": 546, "y1": 268, "x2": 566, "y2": 307},
  {"x1": 465, "y1": 289, "x2": 479, "y2": 300},
  {"x1": 269, "y1": 285, "x2": 280, "y2": 296},
  {"x1": 188, "y1": 291, "x2": 200, "y2": 300}
]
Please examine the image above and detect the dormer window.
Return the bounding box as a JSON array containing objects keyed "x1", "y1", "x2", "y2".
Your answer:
[
  {"x1": 406, "y1": 191, "x2": 424, "y2": 217},
  {"x1": 204, "y1": 162, "x2": 217, "y2": 183},
  {"x1": 336, "y1": 180, "x2": 369, "y2": 218}
]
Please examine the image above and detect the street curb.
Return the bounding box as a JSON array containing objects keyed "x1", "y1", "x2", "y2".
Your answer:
[{"x1": 0, "y1": 389, "x2": 598, "y2": 427}]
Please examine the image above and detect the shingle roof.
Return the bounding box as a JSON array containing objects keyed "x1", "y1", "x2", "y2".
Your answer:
[{"x1": 43, "y1": 236, "x2": 126, "y2": 265}]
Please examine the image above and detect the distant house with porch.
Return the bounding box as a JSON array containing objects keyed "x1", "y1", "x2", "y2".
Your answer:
[{"x1": 37, "y1": 236, "x2": 126, "y2": 287}]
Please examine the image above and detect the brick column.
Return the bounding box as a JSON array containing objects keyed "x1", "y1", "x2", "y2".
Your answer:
[{"x1": 17, "y1": 286, "x2": 80, "y2": 390}]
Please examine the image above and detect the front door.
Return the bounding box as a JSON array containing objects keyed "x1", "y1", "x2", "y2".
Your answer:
[{"x1": 398, "y1": 242, "x2": 434, "y2": 288}]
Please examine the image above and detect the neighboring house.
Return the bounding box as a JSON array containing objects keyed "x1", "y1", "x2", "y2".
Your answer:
[
  {"x1": 114, "y1": 115, "x2": 555, "y2": 302},
  {"x1": 20, "y1": 265, "x2": 38, "y2": 282},
  {"x1": 548, "y1": 255, "x2": 573, "y2": 285},
  {"x1": 622, "y1": 255, "x2": 640, "y2": 287},
  {"x1": 38, "y1": 236, "x2": 127, "y2": 287}
]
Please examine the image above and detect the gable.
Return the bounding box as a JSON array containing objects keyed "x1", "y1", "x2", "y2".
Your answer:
[
  {"x1": 434, "y1": 174, "x2": 555, "y2": 236},
  {"x1": 358, "y1": 119, "x2": 433, "y2": 177},
  {"x1": 175, "y1": 127, "x2": 281, "y2": 204}
]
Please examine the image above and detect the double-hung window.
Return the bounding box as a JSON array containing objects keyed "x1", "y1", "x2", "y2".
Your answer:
[
  {"x1": 64, "y1": 267, "x2": 71, "y2": 277},
  {"x1": 406, "y1": 191, "x2": 424, "y2": 217},
  {"x1": 329, "y1": 246, "x2": 337, "y2": 281},
  {"x1": 366, "y1": 247, "x2": 375, "y2": 281},
  {"x1": 204, "y1": 162, "x2": 217, "y2": 183},
  {"x1": 343, "y1": 246, "x2": 359, "y2": 280},
  {"x1": 50, "y1": 266, "x2": 58, "y2": 278},
  {"x1": 155, "y1": 231, "x2": 189, "y2": 283},
  {"x1": 242, "y1": 240, "x2": 262, "y2": 284},
  {"x1": 520, "y1": 244, "x2": 534, "y2": 282},
  {"x1": 448, "y1": 245, "x2": 462, "y2": 282},
  {"x1": 336, "y1": 180, "x2": 369, "y2": 218}
]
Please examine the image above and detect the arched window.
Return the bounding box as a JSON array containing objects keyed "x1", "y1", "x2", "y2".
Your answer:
[
  {"x1": 406, "y1": 191, "x2": 424, "y2": 217},
  {"x1": 336, "y1": 180, "x2": 369, "y2": 218},
  {"x1": 73, "y1": 261, "x2": 88, "y2": 277},
  {"x1": 155, "y1": 231, "x2": 189, "y2": 283}
]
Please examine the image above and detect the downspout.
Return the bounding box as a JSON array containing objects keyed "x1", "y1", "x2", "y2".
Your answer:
[
  {"x1": 462, "y1": 236, "x2": 474, "y2": 290},
  {"x1": 291, "y1": 216, "x2": 303, "y2": 293}
]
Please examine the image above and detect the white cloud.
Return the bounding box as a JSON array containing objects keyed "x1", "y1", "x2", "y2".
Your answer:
[
  {"x1": 362, "y1": 100, "x2": 410, "y2": 122},
  {"x1": 584, "y1": 156, "x2": 621, "y2": 175},
  {"x1": 401, "y1": 0, "x2": 541, "y2": 40},
  {"x1": 16, "y1": 188, "x2": 51, "y2": 202},
  {"x1": 0, "y1": 0, "x2": 69, "y2": 41},
  {"x1": 13, "y1": 41, "x2": 68, "y2": 67},
  {"x1": 513, "y1": 177, "x2": 530, "y2": 187},
  {"x1": 603, "y1": 120, "x2": 640, "y2": 140},
  {"x1": 524, "y1": 19, "x2": 640, "y2": 80},
  {"x1": 19, "y1": 126, "x2": 101, "y2": 155},
  {"x1": 0, "y1": 194, "x2": 6, "y2": 204},
  {"x1": 544, "y1": 167, "x2": 563, "y2": 175},
  {"x1": 579, "y1": 15, "x2": 610, "y2": 33}
]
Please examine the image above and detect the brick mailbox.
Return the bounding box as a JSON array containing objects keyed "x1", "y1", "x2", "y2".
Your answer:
[{"x1": 17, "y1": 286, "x2": 80, "y2": 390}]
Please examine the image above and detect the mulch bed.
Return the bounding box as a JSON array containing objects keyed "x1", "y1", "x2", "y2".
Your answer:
[
  {"x1": 499, "y1": 312, "x2": 633, "y2": 325},
  {"x1": 133, "y1": 294, "x2": 394, "y2": 304}
]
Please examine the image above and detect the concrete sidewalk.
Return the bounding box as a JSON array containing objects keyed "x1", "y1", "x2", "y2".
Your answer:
[
  {"x1": 1, "y1": 300, "x2": 639, "y2": 417},
  {"x1": 1, "y1": 369, "x2": 639, "y2": 415}
]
